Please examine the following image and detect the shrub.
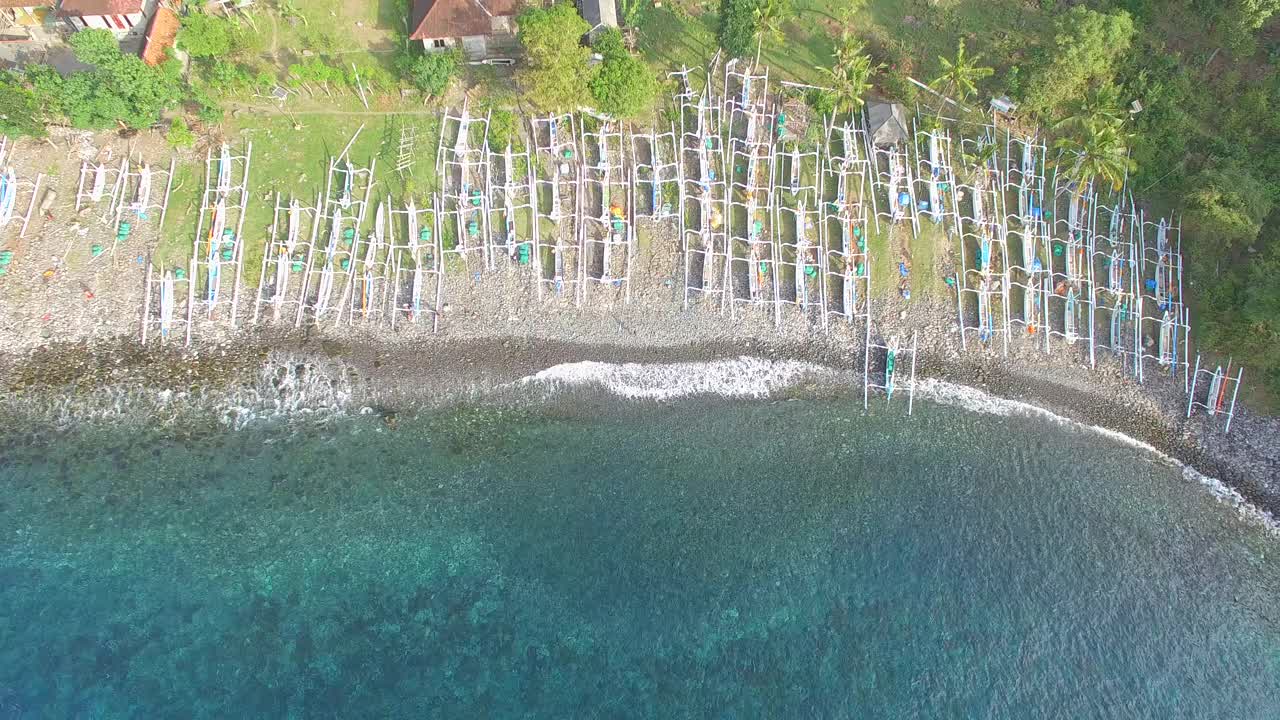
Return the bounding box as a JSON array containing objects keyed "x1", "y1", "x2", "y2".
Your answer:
[{"x1": 166, "y1": 116, "x2": 195, "y2": 148}]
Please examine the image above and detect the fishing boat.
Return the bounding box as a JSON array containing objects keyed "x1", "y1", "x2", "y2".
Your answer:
[
  {"x1": 132, "y1": 165, "x2": 152, "y2": 217},
  {"x1": 205, "y1": 199, "x2": 227, "y2": 305},
  {"x1": 405, "y1": 199, "x2": 422, "y2": 319},
  {"x1": 1109, "y1": 298, "x2": 1127, "y2": 352},
  {"x1": 1206, "y1": 365, "x2": 1224, "y2": 416},
  {"x1": 159, "y1": 270, "x2": 175, "y2": 339},
  {"x1": 315, "y1": 210, "x2": 342, "y2": 317},
  {"x1": 90, "y1": 163, "x2": 107, "y2": 202},
  {"x1": 1214, "y1": 361, "x2": 1232, "y2": 414},
  {"x1": 843, "y1": 260, "x2": 858, "y2": 319},
  {"x1": 889, "y1": 149, "x2": 910, "y2": 223},
  {"x1": 978, "y1": 280, "x2": 993, "y2": 342},
  {"x1": 650, "y1": 129, "x2": 662, "y2": 215},
  {"x1": 0, "y1": 168, "x2": 17, "y2": 228},
  {"x1": 1108, "y1": 249, "x2": 1124, "y2": 293},
  {"x1": 748, "y1": 243, "x2": 763, "y2": 302},
  {"x1": 789, "y1": 146, "x2": 801, "y2": 194},
  {"x1": 1024, "y1": 259, "x2": 1042, "y2": 334},
  {"x1": 885, "y1": 337, "x2": 899, "y2": 401},
  {"x1": 928, "y1": 132, "x2": 943, "y2": 223},
  {"x1": 1158, "y1": 310, "x2": 1174, "y2": 366},
  {"x1": 1065, "y1": 287, "x2": 1078, "y2": 343},
  {"x1": 361, "y1": 204, "x2": 384, "y2": 317},
  {"x1": 339, "y1": 161, "x2": 354, "y2": 209}
]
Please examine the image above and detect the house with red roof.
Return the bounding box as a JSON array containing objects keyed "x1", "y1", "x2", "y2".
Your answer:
[
  {"x1": 57, "y1": 0, "x2": 144, "y2": 36},
  {"x1": 408, "y1": 0, "x2": 519, "y2": 60}
]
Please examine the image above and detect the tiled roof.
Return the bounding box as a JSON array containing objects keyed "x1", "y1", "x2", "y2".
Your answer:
[
  {"x1": 57, "y1": 0, "x2": 144, "y2": 16},
  {"x1": 140, "y1": 6, "x2": 178, "y2": 66},
  {"x1": 408, "y1": 0, "x2": 519, "y2": 41}
]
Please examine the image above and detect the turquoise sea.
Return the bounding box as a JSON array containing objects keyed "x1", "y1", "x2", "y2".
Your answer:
[{"x1": 1, "y1": 390, "x2": 1278, "y2": 718}]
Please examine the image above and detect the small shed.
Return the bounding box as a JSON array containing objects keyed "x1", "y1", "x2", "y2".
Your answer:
[
  {"x1": 579, "y1": 0, "x2": 618, "y2": 33},
  {"x1": 866, "y1": 102, "x2": 909, "y2": 147}
]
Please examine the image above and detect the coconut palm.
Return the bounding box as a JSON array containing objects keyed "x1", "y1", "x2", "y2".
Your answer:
[
  {"x1": 753, "y1": 0, "x2": 794, "y2": 65},
  {"x1": 1055, "y1": 118, "x2": 1136, "y2": 219},
  {"x1": 1053, "y1": 82, "x2": 1126, "y2": 134},
  {"x1": 929, "y1": 38, "x2": 993, "y2": 119},
  {"x1": 816, "y1": 35, "x2": 883, "y2": 116}
]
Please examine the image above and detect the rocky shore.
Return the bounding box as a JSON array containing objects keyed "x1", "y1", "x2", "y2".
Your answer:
[
  {"x1": 0, "y1": 127, "x2": 1274, "y2": 520},
  {"x1": 2, "y1": 277, "x2": 1278, "y2": 522}
]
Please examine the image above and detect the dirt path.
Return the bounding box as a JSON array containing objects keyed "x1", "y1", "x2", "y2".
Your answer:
[{"x1": 225, "y1": 102, "x2": 435, "y2": 116}]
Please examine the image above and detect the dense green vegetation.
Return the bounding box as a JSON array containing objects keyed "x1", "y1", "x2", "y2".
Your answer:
[
  {"x1": 0, "y1": 0, "x2": 1274, "y2": 402},
  {"x1": 517, "y1": 1, "x2": 657, "y2": 117},
  {"x1": 640, "y1": 0, "x2": 1280, "y2": 403}
]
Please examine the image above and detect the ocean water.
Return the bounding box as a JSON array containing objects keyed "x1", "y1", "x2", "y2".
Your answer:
[{"x1": 1, "y1": 381, "x2": 1279, "y2": 718}]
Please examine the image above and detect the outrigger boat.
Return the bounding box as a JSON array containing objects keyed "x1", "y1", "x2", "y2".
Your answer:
[
  {"x1": 89, "y1": 163, "x2": 107, "y2": 202},
  {"x1": 1109, "y1": 298, "x2": 1128, "y2": 351},
  {"x1": 885, "y1": 337, "x2": 899, "y2": 402},
  {"x1": 272, "y1": 200, "x2": 303, "y2": 321},
  {"x1": 504, "y1": 144, "x2": 517, "y2": 255},
  {"x1": 748, "y1": 243, "x2": 764, "y2": 302},
  {"x1": 1018, "y1": 140, "x2": 1035, "y2": 219},
  {"x1": 843, "y1": 259, "x2": 859, "y2": 318},
  {"x1": 131, "y1": 164, "x2": 152, "y2": 218},
  {"x1": 406, "y1": 199, "x2": 423, "y2": 320},
  {"x1": 1206, "y1": 365, "x2": 1225, "y2": 415},
  {"x1": 794, "y1": 202, "x2": 813, "y2": 307},
  {"x1": 205, "y1": 198, "x2": 227, "y2": 306},
  {"x1": 789, "y1": 146, "x2": 801, "y2": 194},
  {"x1": 1158, "y1": 310, "x2": 1174, "y2": 366},
  {"x1": 1024, "y1": 258, "x2": 1043, "y2": 334},
  {"x1": 360, "y1": 203, "x2": 384, "y2": 318},
  {"x1": 977, "y1": 279, "x2": 993, "y2": 342},
  {"x1": 0, "y1": 167, "x2": 17, "y2": 228},
  {"x1": 887, "y1": 148, "x2": 906, "y2": 222},
  {"x1": 927, "y1": 132, "x2": 943, "y2": 223},
  {"x1": 1065, "y1": 286, "x2": 1079, "y2": 343},
  {"x1": 159, "y1": 270, "x2": 175, "y2": 340},
  {"x1": 338, "y1": 161, "x2": 354, "y2": 210},
  {"x1": 216, "y1": 144, "x2": 232, "y2": 195},
  {"x1": 314, "y1": 209, "x2": 344, "y2": 318},
  {"x1": 650, "y1": 128, "x2": 662, "y2": 215},
  {"x1": 1108, "y1": 248, "x2": 1125, "y2": 293}
]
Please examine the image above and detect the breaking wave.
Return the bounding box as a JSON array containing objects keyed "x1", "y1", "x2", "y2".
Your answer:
[
  {"x1": 518, "y1": 356, "x2": 842, "y2": 400},
  {"x1": 515, "y1": 357, "x2": 1278, "y2": 534},
  {"x1": 2, "y1": 352, "x2": 357, "y2": 432}
]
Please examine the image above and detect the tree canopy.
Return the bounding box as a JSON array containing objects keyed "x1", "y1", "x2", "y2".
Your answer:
[
  {"x1": 928, "y1": 38, "x2": 992, "y2": 119},
  {"x1": 1022, "y1": 7, "x2": 1135, "y2": 117},
  {"x1": 398, "y1": 50, "x2": 461, "y2": 97},
  {"x1": 588, "y1": 29, "x2": 658, "y2": 119},
  {"x1": 517, "y1": 2, "x2": 594, "y2": 112},
  {"x1": 35, "y1": 29, "x2": 185, "y2": 131},
  {"x1": 816, "y1": 34, "x2": 880, "y2": 116},
  {"x1": 0, "y1": 70, "x2": 45, "y2": 138},
  {"x1": 176, "y1": 11, "x2": 236, "y2": 58}
]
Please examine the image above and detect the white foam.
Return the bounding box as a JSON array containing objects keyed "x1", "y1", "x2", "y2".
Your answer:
[
  {"x1": 520, "y1": 356, "x2": 838, "y2": 401},
  {"x1": 917, "y1": 377, "x2": 1279, "y2": 534},
  {"x1": 516, "y1": 358, "x2": 1278, "y2": 535}
]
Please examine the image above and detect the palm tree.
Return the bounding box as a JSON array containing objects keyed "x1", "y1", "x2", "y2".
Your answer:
[
  {"x1": 929, "y1": 38, "x2": 993, "y2": 119},
  {"x1": 816, "y1": 35, "x2": 883, "y2": 117},
  {"x1": 753, "y1": 0, "x2": 794, "y2": 65},
  {"x1": 1055, "y1": 119, "x2": 1136, "y2": 225},
  {"x1": 1053, "y1": 83, "x2": 1126, "y2": 135}
]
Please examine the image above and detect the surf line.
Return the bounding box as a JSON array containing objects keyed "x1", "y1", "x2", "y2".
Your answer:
[
  {"x1": 512, "y1": 357, "x2": 1278, "y2": 534},
  {"x1": 917, "y1": 377, "x2": 1278, "y2": 535}
]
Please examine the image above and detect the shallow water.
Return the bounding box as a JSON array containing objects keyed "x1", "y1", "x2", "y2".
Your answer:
[{"x1": 1, "y1": 396, "x2": 1278, "y2": 718}]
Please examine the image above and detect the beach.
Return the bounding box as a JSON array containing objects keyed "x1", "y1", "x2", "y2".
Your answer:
[{"x1": 0, "y1": 129, "x2": 1277, "y2": 520}]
